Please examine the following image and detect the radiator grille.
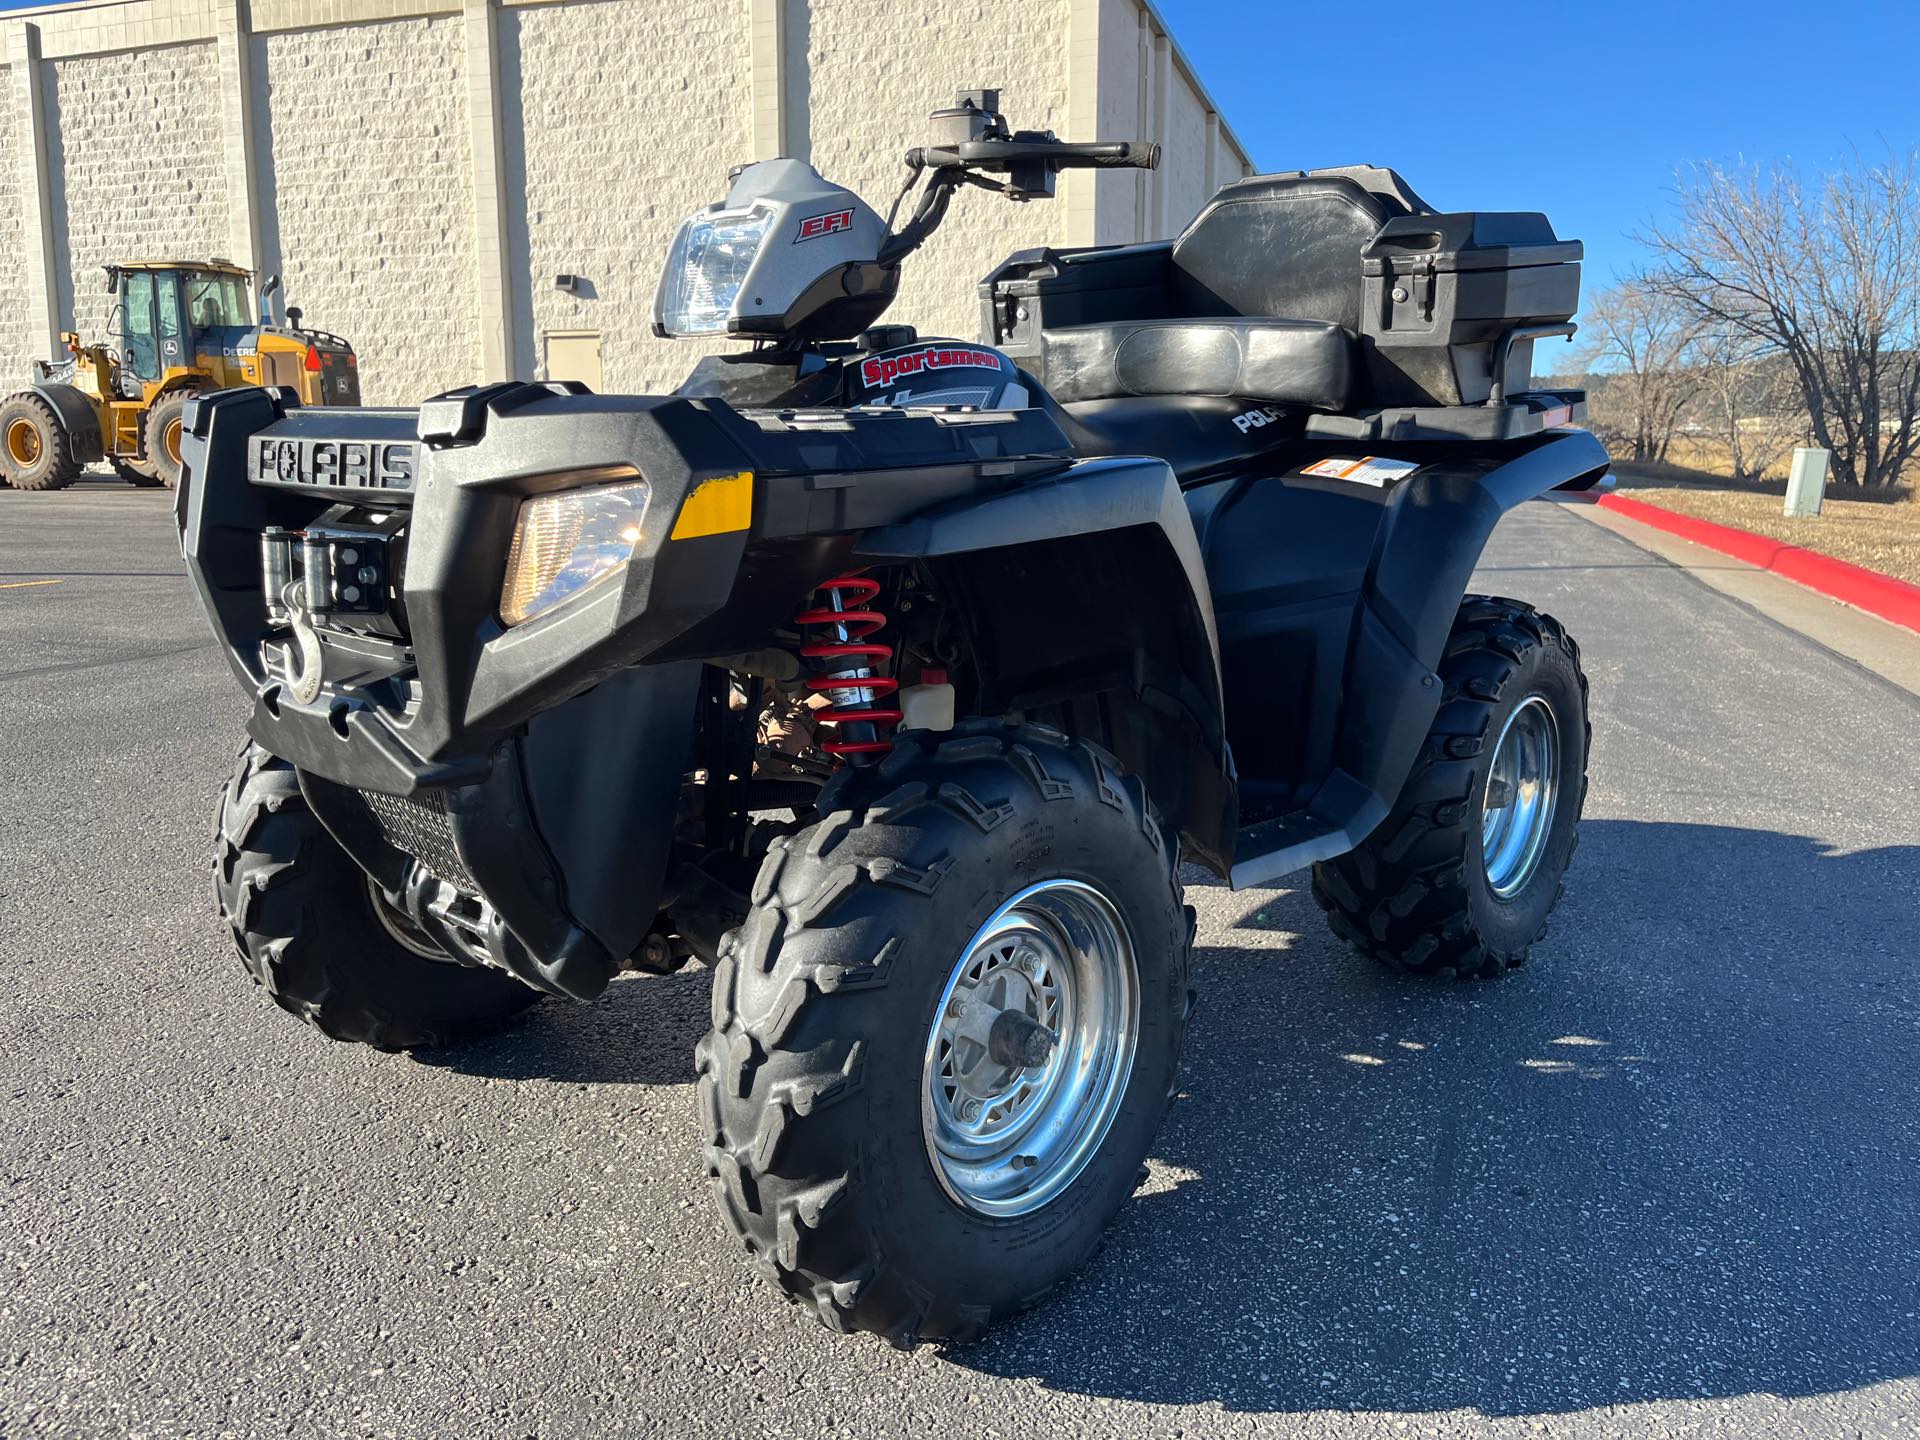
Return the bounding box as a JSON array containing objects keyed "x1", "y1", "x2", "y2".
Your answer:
[{"x1": 358, "y1": 788, "x2": 474, "y2": 890}]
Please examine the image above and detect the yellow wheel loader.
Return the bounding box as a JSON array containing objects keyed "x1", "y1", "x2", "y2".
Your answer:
[{"x1": 0, "y1": 260, "x2": 358, "y2": 491}]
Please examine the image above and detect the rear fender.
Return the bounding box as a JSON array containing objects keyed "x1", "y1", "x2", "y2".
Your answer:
[
  {"x1": 858, "y1": 456, "x2": 1236, "y2": 874},
  {"x1": 27, "y1": 383, "x2": 104, "y2": 463},
  {"x1": 1212, "y1": 426, "x2": 1610, "y2": 886}
]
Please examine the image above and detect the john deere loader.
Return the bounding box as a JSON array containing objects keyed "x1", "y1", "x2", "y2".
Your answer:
[{"x1": 0, "y1": 260, "x2": 358, "y2": 491}]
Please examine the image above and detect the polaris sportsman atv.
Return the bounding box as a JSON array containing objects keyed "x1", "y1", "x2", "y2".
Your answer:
[{"x1": 180, "y1": 91, "x2": 1607, "y2": 1347}]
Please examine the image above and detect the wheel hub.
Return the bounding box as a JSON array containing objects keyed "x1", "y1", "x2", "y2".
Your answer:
[
  {"x1": 1481, "y1": 694, "x2": 1560, "y2": 898},
  {"x1": 364, "y1": 873, "x2": 451, "y2": 961},
  {"x1": 6, "y1": 418, "x2": 41, "y2": 466},
  {"x1": 922, "y1": 880, "x2": 1139, "y2": 1218}
]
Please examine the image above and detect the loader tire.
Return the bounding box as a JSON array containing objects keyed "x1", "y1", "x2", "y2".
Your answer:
[
  {"x1": 111, "y1": 454, "x2": 163, "y2": 487},
  {"x1": 1312, "y1": 595, "x2": 1589, "y2": 979},
  {"x1": 0, "y1": 394, "x2": 82, "y2": 491},
  {"x1": 213, "y1": 740, "x2": 544, "y2": 1050},
  {"x1": 145, "y1": 389, "x2": 197, "y2": 490},
  {"x1": 698, "y1": 722, "x2": 1193, "y2": 1348}
]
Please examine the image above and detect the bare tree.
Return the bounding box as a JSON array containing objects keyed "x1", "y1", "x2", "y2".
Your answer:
[
  {"x1": 1575, "y1": 278, "x2": 1706, "y2": 464},
  {"x1": 1693, "y1": 329, "x2": 1803, "y2": 483},
  {"x1": 1641, "y1": 150, "x2": 1920, "y2": 489}
]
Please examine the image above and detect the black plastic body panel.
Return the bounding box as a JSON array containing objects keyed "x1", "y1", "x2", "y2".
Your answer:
[
  {"x1": 859, "y1": 455, "x2": 1236, "y2": 872},
  {"x1": 176, "y1": 381, "x2": 1084, "y2": 996},
  {"x1": 1188, "y1": 426, "x2": 1610, "y2": 883},
  {"x1": 177, "y1": 351, "x2": 1607, "y2": 996}
]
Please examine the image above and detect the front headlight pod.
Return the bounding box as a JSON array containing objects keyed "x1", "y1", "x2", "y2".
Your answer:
[
  {"x1": 499, "y1": 477, "x2": 651, "y2": 626},
  {"x1": 656, "y1": 204, "x2": 774, "y2": 337}
]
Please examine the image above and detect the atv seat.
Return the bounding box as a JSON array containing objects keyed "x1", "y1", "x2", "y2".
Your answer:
[
  {"x1": 1014, "y1": 170, "x2": 1424, "y2": 412},
  {"x1": 1039, "y1": 316, "x2": 1354, "y2": 411}
]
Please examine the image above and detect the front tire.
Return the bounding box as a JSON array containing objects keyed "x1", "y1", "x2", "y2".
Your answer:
[
  {"x1": 144, "y1": 390, "x2": 197, "y2": 490},
  {"x1": 698, "y1": 723, "x2": 1192, "y2": 1346},
  {"x1": 0, "y1": 394, "x2": 82, "y2": 491},
  {"x1": 1312, "y1": 596, "x2": 1589, "y2": 978},
  {"x1": 213, "y1": 741, "x2": 544, "y2": 1049}
]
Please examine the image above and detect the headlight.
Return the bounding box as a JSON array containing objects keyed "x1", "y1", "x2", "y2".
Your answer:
[
  {"x1": 499, "y1": 477, "x2": 651, "y2": 626},
  {"x1": 656, "y1": 204, "x2": 774, "y2": 336}
]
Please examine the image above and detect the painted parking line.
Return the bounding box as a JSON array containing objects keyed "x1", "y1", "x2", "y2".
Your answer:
[{"x1": 0, "y1": 578, "x2": 64, "y2": 590}]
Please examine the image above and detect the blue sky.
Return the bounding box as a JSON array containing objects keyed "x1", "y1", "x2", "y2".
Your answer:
[{"x1": 1166, "y1": 0, "x2": 1920, "y2": 292}]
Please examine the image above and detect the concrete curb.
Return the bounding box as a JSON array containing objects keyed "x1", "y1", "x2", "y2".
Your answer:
[{"x1": 1596, "y1": 493, "x2": 1920, "y2": 636}]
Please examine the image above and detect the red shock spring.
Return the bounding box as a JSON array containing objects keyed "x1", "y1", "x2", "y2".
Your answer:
[{"x1": 794, "y1": 574, "x2": 902, "y2": 761}]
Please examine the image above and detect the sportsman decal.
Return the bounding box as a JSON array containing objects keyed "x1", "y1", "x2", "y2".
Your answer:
[{"x1": 860, "y1": 345, "x2": 1008, "y2": 389}]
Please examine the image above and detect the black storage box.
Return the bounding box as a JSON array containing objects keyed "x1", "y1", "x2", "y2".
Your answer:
[
  {"x1": 980, "y1": 166, "x2": 1584, "y2": 418},
  {"x1": 1360, "y1": 213, "x2": 1581, "y2": 406}
]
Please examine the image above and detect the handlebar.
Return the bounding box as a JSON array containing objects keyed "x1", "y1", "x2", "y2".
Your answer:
[
  {"x1": 878, "y1": 129, "x2": 1160, "y2": 268},
  {"x1": 905, "y1": 138, "x2": 1161, "y2": 173}
]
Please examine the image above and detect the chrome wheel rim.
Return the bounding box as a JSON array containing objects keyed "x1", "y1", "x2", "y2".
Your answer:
[
  {"x1": 364, "y1": 874, "x2": 448, "y2": 960},
  {"x1": 1481, "y1": 695, "x2": 1560, "y2": 898},
  {"x1": 921, "y1": 879, "x2": 1139, "y2": 1218}
]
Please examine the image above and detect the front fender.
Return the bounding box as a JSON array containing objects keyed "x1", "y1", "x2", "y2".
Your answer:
[
  {"x1": 858, "y1": 457, "x2": 1236, "y2": 874},
  {"x1": 28, "y1": 383, "x2": 104, "y2": 463}
]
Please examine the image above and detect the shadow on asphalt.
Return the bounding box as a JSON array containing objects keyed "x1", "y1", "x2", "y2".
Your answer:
[
  {"x1": 416, "y1": 963, "x2": 713, "y2": 1087},
  {"x1": 426, "y1": 818, "x2": 1920, "y2": 1417},
  {"x1": 958, "y1": 818, "x2": 1920, "y2": 1416}
]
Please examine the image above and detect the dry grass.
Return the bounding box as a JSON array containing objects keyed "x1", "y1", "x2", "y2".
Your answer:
[
  {"x1": 1660, "y1": 435, "x2": 1799, "y2": 482},
  {"x1": 1612, "y1": 475, "x2": 1920, "y2": 586}
]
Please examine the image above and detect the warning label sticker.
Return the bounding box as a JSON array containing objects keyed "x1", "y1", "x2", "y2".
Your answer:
[{"x1": 1300, "y1": 456, "x2": 1420, "y2": 487}]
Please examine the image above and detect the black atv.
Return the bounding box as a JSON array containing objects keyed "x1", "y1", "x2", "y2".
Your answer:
[{"x1": 179, "y1": 91, "x2": 1607, "y2": 1347}]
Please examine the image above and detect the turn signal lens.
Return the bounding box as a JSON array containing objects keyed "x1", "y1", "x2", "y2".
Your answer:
[{"x1": 500, "y1": 478, "x2": 651, "y2": 626}]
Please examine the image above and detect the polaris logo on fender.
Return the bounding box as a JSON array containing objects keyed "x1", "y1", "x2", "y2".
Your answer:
[
  {"x1": 861, "y1": 345, "x2": 1006, "y2": 389},
  {"x1": 253, "y1": 436, "x2": 416, "y2": 492},
  {"x1": 795, "y1": 207, "x2": 855, "y2": 242},
  {"x1": 1232, "y1": 407, "x2": 1283, "y2": 434}
]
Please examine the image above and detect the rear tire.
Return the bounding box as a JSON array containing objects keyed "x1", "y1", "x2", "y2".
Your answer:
[
  {"x1": 145, "y1": 390, "x2": 197, "y2": 490},
  {"x1": 1312, "y1": 596, "x2": 1589, "y2": 979},
  {"x1": 111, "y1": 454, "x2": 163, "y2": 487},
  {"x1": 0, "y1": 394, "x2": 82, "y2": 491},
  {"x1": 212, "y1": 741, "x2": 544, "y2": 1049},
  {"x1": 698, "y1": 723, "x2": 1192, "y2": 1347}
]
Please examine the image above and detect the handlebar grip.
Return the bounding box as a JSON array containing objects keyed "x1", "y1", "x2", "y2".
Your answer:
[{"x1": 1060, "y1": 141, "x2": 1161, "y2": 170}]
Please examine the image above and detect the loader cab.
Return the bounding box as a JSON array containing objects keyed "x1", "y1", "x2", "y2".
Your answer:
[{"x1": 108, "y1": 261, "x2": 254, "y2": 393}]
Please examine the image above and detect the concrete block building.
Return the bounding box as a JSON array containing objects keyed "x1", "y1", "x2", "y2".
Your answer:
[{"x1": 0, "y1": 0, "x2": 1249, "y2": 404}]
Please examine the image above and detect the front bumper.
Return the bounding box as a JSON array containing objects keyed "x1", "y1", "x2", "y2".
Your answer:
[{"x1": 176, "y1": 381, "x2": 1077, "y2": 997}]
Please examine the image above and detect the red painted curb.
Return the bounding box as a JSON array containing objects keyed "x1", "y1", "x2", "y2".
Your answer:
[{"x1": 1596, "y1": 492, "x2": 1920, "y2": 636}]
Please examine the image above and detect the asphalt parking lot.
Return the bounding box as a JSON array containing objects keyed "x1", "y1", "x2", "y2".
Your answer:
[{"x1": 2, "y1": 478, "x2": 1917, "y2": 1438}]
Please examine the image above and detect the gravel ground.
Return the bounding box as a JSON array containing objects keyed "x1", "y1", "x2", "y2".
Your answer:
[{"x1": 1, "y1": 481, "x2": 1917, "y2": 1438}]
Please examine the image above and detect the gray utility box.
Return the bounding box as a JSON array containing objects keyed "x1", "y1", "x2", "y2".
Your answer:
[{"x1": 1361, "y1": 213, "x2": 1582, "y2": 407}]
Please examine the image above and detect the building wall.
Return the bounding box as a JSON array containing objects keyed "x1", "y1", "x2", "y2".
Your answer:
[
  {"x1": 253, "y1": 17, "x2": 478, "y2": 405},
  {"x1": 0, "y1": 62, "x2": 27, "y2": 380},
  {"x1": 504, "y1": 0, "x2": 753, "y2": 395},
  {"x1": 0, "y1": 0, "x2": 1251, "y2": 407},
  {"x1": 807, "y1": 0, "x2": 1073, "y2": 345},
  {"x1": 48, "y1": 42, "x2": 230, "y2": 337}
]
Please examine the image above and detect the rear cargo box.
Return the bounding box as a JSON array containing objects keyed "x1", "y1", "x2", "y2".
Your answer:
[{"x1": 1359, "y1": 213, "x2": 1581, "y2": 407}]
